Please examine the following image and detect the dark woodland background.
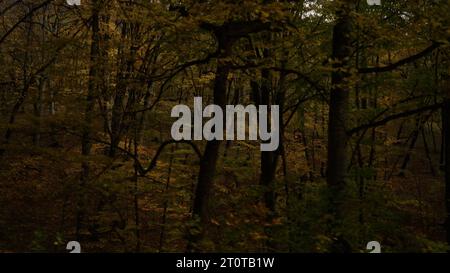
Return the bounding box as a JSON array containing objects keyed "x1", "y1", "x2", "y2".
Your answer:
[{"x1": 0, "y1": 0, "x2": 449, "y2": 253}]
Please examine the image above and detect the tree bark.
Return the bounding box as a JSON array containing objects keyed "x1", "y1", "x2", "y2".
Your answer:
[
  {"x1": 443, "y1": 76, "x2": 450, "y2": 250},
  {"x1": 187, "y1": 18, "x2": 271, "y2": 252},
  {"x1": 188, "y1": 63, "x2": 229, "y2": 251},
  {"x1": 77, "y1": 0, "x2": 101, "y2": 240},
  {"x1": 326, "y1": 2, "x2": 354, "y2": 252}
]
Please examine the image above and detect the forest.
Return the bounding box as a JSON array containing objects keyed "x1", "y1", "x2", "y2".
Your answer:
[{"x1": 0, "y1": 0, "x2": 449, "y2": 253}]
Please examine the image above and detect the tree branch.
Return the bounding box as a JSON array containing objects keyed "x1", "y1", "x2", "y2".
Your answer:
[
  {"x1": 142, "y1": 140, "x2": 202, "y2": 176},
  {"x1": 0, "y1": 0, "x2": 53, "y2": 45},
  {"x1": 347, "y1": 103, "x2": 443, "y2": 136},
  {"x1": 358, "y1": 42, "x2": 442, "y2": 74}
]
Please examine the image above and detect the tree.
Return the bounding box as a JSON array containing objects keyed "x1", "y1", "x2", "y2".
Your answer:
[{"x1": 326, "y1": 1, "x2": 355, "y2": 252}]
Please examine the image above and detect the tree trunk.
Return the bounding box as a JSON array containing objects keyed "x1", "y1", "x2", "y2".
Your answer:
[
  {"x1": 260, "y1": 68, "x2": 277, "y2": 214},
  {"x1": 443, "y1": 76, "x2": 450, "y2": 250},
  {"x1": 188, "y1": 41, "x2": 231, "y2": 251},
  {"x1": 326, "y1": 2, "x2": 354, "y2": 252},
  {"x1": 33, "y1": 77, "x2": 45, "y2": 146},
  {"x1": 187, "y1": 18, "x2": 272, "y2": 252},
  {"x1": 0, "y1": 8, "x2": 33, "y2": 156},
  {"x1": 77, "y1": 0, "x2": 101, "y2": 240}
]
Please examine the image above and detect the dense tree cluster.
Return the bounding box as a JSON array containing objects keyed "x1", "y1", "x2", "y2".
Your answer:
[{"x1": 0, "y1": 0, "x2": 449, "y2": 252}]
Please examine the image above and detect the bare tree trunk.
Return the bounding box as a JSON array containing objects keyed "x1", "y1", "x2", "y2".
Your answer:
[
  {"x1": 77, "y1": 0, "x2": 101, "y2": 240},
  {"x1": 260, "y1": 68, "x2": 277, "y2": 215},
  {"x1": 188, "y1": 60, "x2": 230, "y2": 251},
  {"x1": 326, "y1": 2, "x2": 354, "y2": 252},
  {"x1": 186, "y1": 18, "x2": 272, "y2": 252},
  {"x1": 159, "y1": 145, "x2": 175, "y2": 252},
  {"x1": 133, "y1": 143, "x2": 140, "y2": 252},
  {"x1": 443, "y1": 76, "x2": 450, "y2": 251},
  {"x1": 0, "y1": 6, "x2": 33, "y2": 156},
  {"x1": 33, "y1": 77, "x2": 45, "y2": 146},
  {"x1": 421, "y1": 128, "x2": 436, "y2": 176}
]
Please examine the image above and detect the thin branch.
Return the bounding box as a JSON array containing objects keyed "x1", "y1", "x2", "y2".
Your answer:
[
  {"x1": 63, "y1": 128, "x2": 201, "y2": 177},
  {"x1": 358, "y1": 42, "x2": 442, "y2": 74},
  {"x1": 142, "y1": 140, "x2": 202, "y2": 176},
  {"x1": 0, "y1": 0, "x2": 53, "y2": 45},
  {"x1": 347, "y1": 103, "x2": 443, "y2": 136}
]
